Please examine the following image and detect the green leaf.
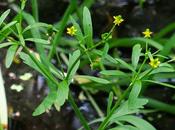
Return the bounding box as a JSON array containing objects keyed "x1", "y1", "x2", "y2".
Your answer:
[
  {"x1": 16, "y1": 23, "x2": 25, "y2": 46},
  {"x1": 54, "y1": 80, "x2": 69, "y2": 109},
  {"x1": 25, "y1": 38, "x2": 50, "y2": 44},
  {"x1": 115, "y1": 58, "x2": 135, "y2": 72},
  {"x1": 67, "y1": 50, "x2": 81, "y2": 83},
  {"x1": 143, "y1": 80, "x2": 175, "y2": 89},
  {"x1": 139, "y1": 69, "x2": 152, "y2": 79},
  {"x1": 100, "y1": 70, "x2": 127, "y2": 77},
  {"x1": 48, "y1": 64, "x2": 64, "y2": 80},
  {"x1": 109, "y1": 125, "x2": 139, "y2": 130},
  {"x1": 131, "y1": 44, "x2": 142, "y2": 69},
  {"x1": 160, "y1": 33, "x2": 175, "y2": 55},
  {"x1": 1, "y1": 21, "x2": 17, "y2": 32},
  {"x1": 132, "y1": 37, "x2": 163, "y2": 50},
  {"x1": 111, "y1": 101, "x2": 139, "y2": 119},
  {"x1": 21, "y1": 10, "x2": 51, "y2": 67},
  {"x1": 93, "y1": 49, "x2": 117, "y2": 65},
  {"x1": 107, "y1": 92, "x2": 113, "y2": 115},
  {"x1": 32, "y1": 91, "x2": 57, "y2": 116},
  {"x1": 0, "y1": 9, "x2": 10, "y2": 26},
  {"x1": 116, "y1": 115, "x2": 156, "y2": 130},
  {"x1": 149, "y1": 66, "x2": 174, "y2": 75},
  {"x1": 70, "y1": 16, "x2": 84, "y2": 42},
  {"x1": 33, "y1": 80, "x2": 69, "y2": 116},
  {"x1": 154, "y1": 22, "x2": 175, "y2": 39},
  {"x1": 83, "y1": 7, "x2": 93, "y2": 47},
  {"x1": 0, "y1": 42, "x2": 15, "y2": 49},
  {"x1": 101, "y1": 43, "x2": 109, "y2": 62},
  {"x1": 23, "y1": 22, "x2": 52, "y2": 33},
  {"x1": 5, "y1": 44, "x2": 18, "y2": 68},
  {"x1": 128, "y1": 80, "x2": 142, "y2": 107},
  {"x1": 129, "y1": 80, "x2": 148, "y2": 109},
  {"x1": 19, "y1": 52, "x2": 44, "y2": 75},
  {"x1": 77, "y1": 75, "x2": 110, "y2": 84}
]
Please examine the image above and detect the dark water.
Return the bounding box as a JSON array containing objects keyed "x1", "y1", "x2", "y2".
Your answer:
[{"x1": 1, "y1": 0, "x2": 175, "y2": 130}]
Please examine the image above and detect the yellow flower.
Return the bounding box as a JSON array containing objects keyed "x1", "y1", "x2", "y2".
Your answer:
[
  {"x1": 66, "y1": 26, "x2": 77, "y2": 36},
  {"x1": 113, "y1": 15, "x2": 124, "y2": 26},
  {"x1": 142, "y1": 28, "x2": 153, "y2": 38},
  {"x1": 149, "y1": 58, "x2": 160, "y2": 68}
]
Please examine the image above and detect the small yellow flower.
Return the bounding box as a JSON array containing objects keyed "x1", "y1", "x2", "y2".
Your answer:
[
  {"x1": 149, "y1": 58, "x2": 160, "y2": 68},
  {"x1": 142, "y1": 28, "x2": 153, "y2": 38},
  {"x1": 113, "y1": 15, "x2": 124, "y2": 26},
  {"x1": 66, "y1": 26, "x2": 77, "y2": 36}
]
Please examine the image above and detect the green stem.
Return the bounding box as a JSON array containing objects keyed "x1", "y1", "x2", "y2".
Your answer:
[
  {"x1": 23, "y1": 46, "x2": 58, "y2": 85},
  {"x1": 84, "y1": 90, "x2": 104, "y2": 118},
  {"x1": 66, "y1": 25, "x2": 116, "y2": 79},
  {"x1": 147, "y1": 98, "x2": 175, "y2": 115},
  {"x1": 31, "y1": 0, "x2": 39, "y2": 22},
  {"x1": 98, "y1": 84, "x2": 133, "y2": 130},
  {"x1": 48, "y1": 0, "x2": 77, "y2": 60},
  {"x1": 68, "y1": 92, "x2": 91, "y2": 130},
  {"x1": 22, "y1": 45, "x2": 91, "y2": 130},
  {"x1": 55, "y1": 48, "x2": 66, "y2": 78},
  {"x1": 98, "y1": 53, "x2": 148, "y2": 130}
]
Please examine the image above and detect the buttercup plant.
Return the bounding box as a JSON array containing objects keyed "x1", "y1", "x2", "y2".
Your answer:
[
  {"x1": 67, "y1": 25, "x2": 77, "y2": 36},
  {"x1": 0, "y1": 0, "x2": 175, "y2": 130}
]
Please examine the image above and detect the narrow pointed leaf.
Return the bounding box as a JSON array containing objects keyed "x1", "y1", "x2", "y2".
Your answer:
[
  {"x1": 83, "y1": 7, "x2": 93, "y2": 47},
  {"x1": 131, "y1": 44, "x2": 142, "y2": 69},
  {"x1": 5, "y1": 44, "x2": 18, "y2": 68},
  {"x1": 0, "y1": 9, "x2": 10, "y2": 26}
]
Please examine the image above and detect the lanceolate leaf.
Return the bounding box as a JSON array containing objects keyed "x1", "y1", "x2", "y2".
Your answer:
[
  {"x1": 5, "y1": 44, "x2": 18, "y2": 68},
  {"x1": 100, "y1": 70, "x2": 127, "y2": 77},
  {"x1": 128, "y1": 80, "x2": 142, "y2": 107},
  {"x1": 149, "y1": 66, "x2": 175, "y2": 75},
  {"x1": 111, "y1": 101, "x2": 139, "y2": 119},
  {"x1": 54, "y1": 80, "x2": 69, "y2": 108},
  {"x1": 83, "y1": 7, "x2": 93, "y2": 47},
  {"x1": 107, "y1": 92, "x2": 114, "y2": 115},
  {"x1": 131, "y1": 44, "x2": 142, "y2": 70},
  {"x1": 143, "y1": 80, "x2": 175, "y2": 89},
  {"x1": 0, "y1": 9, "x2": 10, "y2": 26},
  {"x1": 101, "y1": 43, "x2": 109, "y2": 62},
  {"x1": 109, "y1": 125, "x2": 139, "y2": 130},
  {"x1": 128, "y1": 80, "x2": 148, "y2": 109},
  {"x1": 0, "y1": 42, "x2": 15, "y2": 49},
  {"x1": 76, "y1": 75, "x2": 110, "y2": 84},
  {"x1": 115, "y1": 58, "x2": 135, "y2": 72},
  {"x1": 25, "y1": 38, "x2": 50, "y2": 44},
  {"x1": 116, "y1": 115, "x2": 156, "y2": 130},
  {"x1": 67, "y1": 50, "x2": 80, "y2": 83},
  {"x1": 19, "y1": 52, "x2": 44, "y2": 75},
  {"x1": 23, "y1": 22, "x2": 53, "y2": 33},
  {"x1": 1, "y1": 21, "x2": 17, "y2": 32},
  {"x1": 132, "y1": 37, "x2": 163, "y2": 50}
]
